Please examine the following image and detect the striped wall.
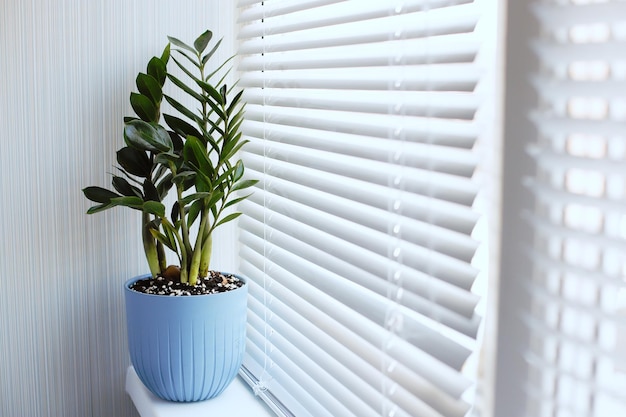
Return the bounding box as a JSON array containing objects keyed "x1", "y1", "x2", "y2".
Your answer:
[{"x1": 0, "y1": 1, "x2": 235, "y2": 416}]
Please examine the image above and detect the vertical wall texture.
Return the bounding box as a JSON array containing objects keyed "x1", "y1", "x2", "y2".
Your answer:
[{"x1": 0, "y1": 1, "x2": 234, "y2": 416}]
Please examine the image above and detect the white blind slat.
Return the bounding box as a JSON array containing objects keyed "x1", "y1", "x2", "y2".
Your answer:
[{"x1": 236, "y1": 1, "x2": 487, "y2": 415}]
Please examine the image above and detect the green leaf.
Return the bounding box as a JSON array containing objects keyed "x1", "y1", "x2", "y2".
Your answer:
[
  {"x1": 186, "y1": 199, "x2": 203, "y2": 228},
  {"x1": 112, "y1": 176, "x2": 142, "y2": 197},
  {"x1": 164, "y1": 94, "x2": 202, "y2": 126},
  {"x1": 110, "y1": 196, "x2": 144, "y2": 210},
  {"x1": 143, "y1": 179, "x2": 160, "y2": 202},
  {"x1": 130, "y1": 92, "x2": 158, "y2": 122},
  {"x1": 233, "y1": 160, "x2": 245, "y2": 182},
  {"x1": 147, "y1": 56, "x2": 167, "y2": 86},
  {"x1": 171, "y1": 56, "x2": 201, "y2": 83},
  {"x1": 136, "y1": 73, "x2": 163, "y2": 105},
  {"x1": 124, "y1": 119, "x2": 173, "y2": 153},
  {"x1": 86, "y1": 203, "x2": 114, "y2": 214},
  {"x1": 201, "y1": 38, "x2": 223, "y2": 66},
  {"x1": 214, "y1": 212, "x2": 242, "y2": 229},
  {"x1": 183, "y1": 135, "x2": 213, "y2": 176},
  {"x1": 167, "y1": 73, "x2": 205, "y2": 103},
  {"x1": 160, "y1": 43, "x2": 170, "y2": 64},
  {"x1": 156, "y1": 172, "x2": 174, "y2": 200},
  {"x1": 83, "y1": 186, "x2": 120, "y2": 203},
  {"x1": 224, "y1": 193, "x2": 253, "y2": 209},
  {"x1": 232, "y1": 178, "x2": 259, "y2": 192},
  {"x1": 164, "y1": 114, "x2": 202, "y2": 139},
  {"x1": 180, "y1": 191, "x2": 212, "y2": 205},
  {"x1": 149, "y1": 228, "x2": 176, "y2": 252},
  {"x1": 116, "y1": 146, "x2": 151, "y2": 178},
  {"x1": 194, "y1": 30, "x2": 212, "y2": 54},
  {"x1": 143, "y1": 201, "x2": 166, "y2": 217},
  {"x1": 196, "y1": 80, "x2": 224, "y2": 105},
  {"x1": 227, "y1": 90, "x2": 244, "y2": 116},
  {"x1": 168, "y1": 35, "x2": 197, "y2": 55}
]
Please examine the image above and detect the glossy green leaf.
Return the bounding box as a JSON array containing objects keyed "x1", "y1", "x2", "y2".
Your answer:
[
  {"x1": 136, "y1": 73, "x2": 162, "y2": 105},
  {"x1": 164, "y1": 114, "x2": 202, "y2": 139},
  {"x1": 146, "y1": 56, "x2": 167, "y2": 86},
  {"x1": 193, "y1": 30, "x2": 212, "y2": 54},
  {"x1": 116, "y1": 146, "x2": 151, "y2": 178},
  {"x1": 83, "y1": 186, "x2": 120, "y2": 203},
  {"x1": 130, "y1": 92, "x2": 158, "y2": 122},
  {"x1": 124, "y1": 119, "x2": 173, "y2": 153},
  {"x1": 183, "y1": 135, "x2": 213, "y2": 176},
  {"x1": 196, "y1": 80, "x2": 223, "y2": 105}
]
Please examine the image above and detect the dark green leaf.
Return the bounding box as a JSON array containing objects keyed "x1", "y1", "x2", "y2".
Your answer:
[
  {"x1": 171, "y1": 201, "x2": 180, "y2": 223},
  {"x1": 112, "y1": 176, "x2": 142, "y2": 197},
  {"x1": 147, "y1": 56, "x2": 167, "y2": 86},
  {"x1": 164, "y1": 114, "x2": 202, "y2": 140},
  {"x1": 83, "y1": 186, "x2": 120, "y2": 203},
  {"x1": 130, "y1": 92, "x2": 158, "y2": 122},
  {"x1": 116, "y1": 146, "x2": 151, "y2": 178},
  {"x1": 143, "y1": 179, "x2": 160, "y2": 202},
  {"x1": 124, "y1": 119, "x2": 173, "y2": 153},
  {"x1": 194, "y1": 30, "x2": 212, "y2": 54},
  {"x1": 156, "y1": 172, "x2": 174, "y2": 200},
  {"x1": 196, "y1": 80, "x2": 224, "y2": 105},
  {"x1": 168, "y1": 131, "x2": 184, "y2": 152},
  {"x1": 183, "y1": 135, "x2": 212, "y2": 176},
  {"x1": 172, "y1": 170, "x2": 195, "y2": 185},
  {"x1": 220, "y1": 84, "x2": 227, "y2": 105},
  {"x1": 136, "y1": 73, "x2": 163, "y2": 105}
]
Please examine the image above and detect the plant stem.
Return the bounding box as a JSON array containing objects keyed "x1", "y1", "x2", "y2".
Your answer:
[
  {"x1": 142, "y1": 212, "x2": 161, "y2": 278},
  {"x1": 188, "y1": 209, "x2": 208, "y2": 286}
]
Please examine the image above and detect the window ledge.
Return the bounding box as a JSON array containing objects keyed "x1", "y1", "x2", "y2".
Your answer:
[{"x1": 125, "y1": 366, "x2": 275, "y2": 417}]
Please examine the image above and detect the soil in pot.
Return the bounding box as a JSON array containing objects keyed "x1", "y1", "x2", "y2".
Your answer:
[{"x1": 129, "y1": 268, "x2": 245, "y2": 296}]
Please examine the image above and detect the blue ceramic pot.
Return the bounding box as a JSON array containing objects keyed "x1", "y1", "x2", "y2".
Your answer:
[{"x1": 124, "y1": 273, "x2": 248, "y2": 402}]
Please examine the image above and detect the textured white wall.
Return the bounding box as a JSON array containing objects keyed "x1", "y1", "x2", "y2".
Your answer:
[{"x1": 0, "y1": 1, "x2": 235, "y2": 416}]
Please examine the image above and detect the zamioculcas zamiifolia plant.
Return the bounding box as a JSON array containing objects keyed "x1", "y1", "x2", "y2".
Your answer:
[{"x1": 83, "y1": 30, "x2": 256, "y2": 289}]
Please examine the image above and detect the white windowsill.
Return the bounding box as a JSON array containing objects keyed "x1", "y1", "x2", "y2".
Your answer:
[{"x1": 125, "y1": 366, "x2": 275, "y2": 417}]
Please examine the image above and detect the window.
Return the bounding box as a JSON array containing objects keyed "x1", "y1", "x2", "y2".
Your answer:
[
  {"x1": 496, "y1": 0, "x2": 626, "y2": 416},
  {"x1": 234, "y1": 1, "x2": 495, "y2": 416}
]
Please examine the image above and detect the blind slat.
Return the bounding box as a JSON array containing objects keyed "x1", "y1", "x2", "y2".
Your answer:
[{"x1": 236, "y1": 1, "x2": 485, "y2": 415}]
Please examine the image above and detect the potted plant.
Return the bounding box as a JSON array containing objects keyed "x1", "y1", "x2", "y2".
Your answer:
[{"x1": 83, "y1": 30, "x2": 256, "y2": 402}]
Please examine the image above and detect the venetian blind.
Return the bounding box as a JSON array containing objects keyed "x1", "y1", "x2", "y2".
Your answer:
[
  {"x1": 523, "y1": 1, "x2": 626, "y2": 416},
  {"x1": 235, "y1": 1, "x2": 488, "y2": 416}
]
